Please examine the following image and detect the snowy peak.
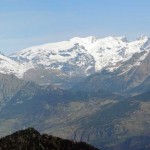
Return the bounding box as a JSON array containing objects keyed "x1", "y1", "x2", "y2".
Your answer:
[
  {"x1": 0, "y1": 53, "x2": 24, "y2": 77},
  {"x1": 12, "y1": 41, "x2": 74, "y2": 57},
  {"x1": 10, "y1": 41, "x2": 96, "y2": 77},
  {"x1": 70, "y1": 36, "x2": 97, "y2": 44},
  {"x1": 117, "y1": 36, "x2": 128, "y2": 42},
  {"x1": 2, "y1": 35, "x2": 150, "y2": 80},
  {"x1": 137, "y1": 35, "x2": 149, "y2": 41}
]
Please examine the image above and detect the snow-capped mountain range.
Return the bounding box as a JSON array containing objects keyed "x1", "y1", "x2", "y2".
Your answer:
[{"x1": 1, "y1": 35, "x2": 150, "y2": 82}]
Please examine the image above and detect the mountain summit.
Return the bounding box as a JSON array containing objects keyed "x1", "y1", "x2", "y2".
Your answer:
[
  {"x1": 0, "y1": 128, "x2": 99, "y2": 150},
  {"x1": 10, "y1": 35, "x2": 150, "y2": 74},
  {"x1": 0, "y1": 35, "x2": 149, "y2": 87}
]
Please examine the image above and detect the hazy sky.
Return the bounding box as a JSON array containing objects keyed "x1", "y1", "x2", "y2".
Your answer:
[{"x1": 1, "y1": 0, "x2": 150, "y2": 54}]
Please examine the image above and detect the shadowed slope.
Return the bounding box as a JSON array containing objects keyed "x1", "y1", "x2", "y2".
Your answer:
[{"x1": 0, "y1": 128, "x2": 99, "y2": 150}]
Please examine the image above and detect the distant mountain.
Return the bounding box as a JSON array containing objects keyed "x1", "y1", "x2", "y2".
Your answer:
[
  {"x1": 10, "y1": 35, "x2": 149, "y2": 73},
  {"x1": 131, "y1": 90, "x2": 150, "y2": 101},
  {"x1": 0, "y1": 53, "x2": 26, "y2": 78},
  {"x1": 0, "y1": 81, "x2": 119, "y2": 119},
  {"x1": 1, "y1": 35, "x2": 150, "y2": 149},
  {"x1": 0, "y1": 78, "x2": 122, "y2": 145},
  {"x1": 105, "y1": 136, "x2": 150, "y2": 150},
  {"x1": 1, "y1": 83, "x2": 150, "y2": 148},
  {"x1": 74, "y1": 49, "x2": 150, "y2": 96},
  {"x1": 0, "y1": 83, "x2": 150, "y2": 148},
  {"x1": 0, "y1": 35, "x2": 149, "y2": 89},
  {"x1": 0, "y1": 73, "x2": 26, "y2": 109},
  {"x1": 7, "y1": 35, "x2": 150, "y2": 87},
  {"x1": 0, "y1": 128, "x2": 99, "y2": 150}
]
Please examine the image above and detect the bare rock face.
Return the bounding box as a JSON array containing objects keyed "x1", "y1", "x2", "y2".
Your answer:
[
  {"x1": 0, "y1": 73, "x2": 26, "y2": 109},
  {"x1": 75, "y1": 50, "x2": 150, "y2": 96}
]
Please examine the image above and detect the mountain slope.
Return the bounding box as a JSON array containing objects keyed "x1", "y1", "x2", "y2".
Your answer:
[
  {"x1": 74, "y1": 49, "x2": 150, "y2": 95},
  {"x1": 1, "y1": 35, "x2": 150, "y2": 150},
  {"x1": 11, "y1": 41, "x2": 95, "y2": 77},
  {"x1": 1, "y1": 83, "x2": 150, "y2": 148},
  {"x1": 105, "y1": 136, "x2": 150, "y2": 150},
  {"x1": 0, "y1": 128, "x2": 99, "y2": 150},
  {"x1": 0, "y1": 53, "x2": 27, "y2": 78},
  {"x1": 0, "y1": 73, "x2": 26, "y2": 109},
  {"x1": 0, "y1": 35, "x2": 149, "y2": 89},
  {"x1": 1, "y1": 92, "x2": 149, "y2": 148},
  {"x1": 0, "y1": 82, "x2": 120, "y2": 144},
  {"x1": 11, "y1": 35, "x2": 149, "y2": 73},
  {"x1": 9, "y1": 35, "x2": 150, "y2": 87}
]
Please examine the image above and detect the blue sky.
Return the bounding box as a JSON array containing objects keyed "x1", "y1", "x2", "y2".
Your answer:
[{"x1": 0, "y1": 0, "x2": 150, "y2": 54}]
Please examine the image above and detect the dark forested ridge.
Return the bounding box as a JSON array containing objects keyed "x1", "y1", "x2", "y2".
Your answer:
[{"x1": 0, "y1": 128, "x2": 99, "y2": 150}]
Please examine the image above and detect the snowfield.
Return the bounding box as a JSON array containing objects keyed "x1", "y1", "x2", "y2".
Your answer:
[{"x1": 0, "y1": 35, "x2": 149, "y2": 78}]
